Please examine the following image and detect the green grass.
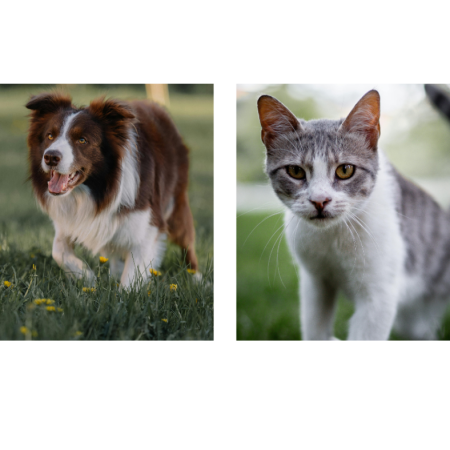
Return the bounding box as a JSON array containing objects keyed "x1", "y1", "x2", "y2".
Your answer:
[
  {"x1": 237, "y1": 212, "x2": 353, "y2": 340},
  {"x1": 237, "y1": 213, "x2": 450, "y2": 340},
  {"x1": 0, "y1": 85, "x2": 213, "y2": 340}
]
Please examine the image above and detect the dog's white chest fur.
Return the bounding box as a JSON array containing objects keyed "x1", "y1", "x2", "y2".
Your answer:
[
  {"x1": 47, "y1": 186, "x2": 147, "y2": 255},
  {"x1": 47, "y1": 186, "x2": 164, "y2": 287}
]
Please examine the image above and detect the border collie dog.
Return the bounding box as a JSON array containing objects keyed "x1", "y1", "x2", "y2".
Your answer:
[{"x1": 26, "y1": 93, "x2": 198, "y2": 287}]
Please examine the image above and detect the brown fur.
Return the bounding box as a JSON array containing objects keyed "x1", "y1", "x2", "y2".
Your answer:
[{"x1": 26, "y1": 92, "x2": 198, "y2": 271}]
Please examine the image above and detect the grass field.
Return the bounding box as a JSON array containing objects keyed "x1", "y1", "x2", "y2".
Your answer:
[
  {"x1": 0, "y1": 85, "x2": 213, "y2": 340},
  {"x1": 237, "y1": 212, "x2": 450, "y2": 340}
]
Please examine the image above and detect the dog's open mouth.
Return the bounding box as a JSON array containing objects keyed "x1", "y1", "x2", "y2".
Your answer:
[{"x1": 48, "y1": 170, "x2": 81, "y2": 195}]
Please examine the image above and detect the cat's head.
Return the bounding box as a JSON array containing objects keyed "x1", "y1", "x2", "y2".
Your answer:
[{"x1": 257, "y1": 90, "x2": 381, "y2": 229}]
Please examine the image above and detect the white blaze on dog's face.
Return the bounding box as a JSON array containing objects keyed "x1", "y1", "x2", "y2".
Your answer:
[{"x1": 41, "y1": 112, "x2": 81, "y2": 196}]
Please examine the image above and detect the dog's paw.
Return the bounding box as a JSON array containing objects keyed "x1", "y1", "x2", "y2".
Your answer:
[
  {"x1": 193, "y1": 272, "x2": 203, "y2": 282},
  {"x1": 83, "y1": 270, "x2": 97, "y2": 287}
]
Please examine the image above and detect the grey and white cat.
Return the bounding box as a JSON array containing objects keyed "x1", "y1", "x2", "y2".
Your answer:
[{"x1": 258, "y1": 89, "x2": 450, "y2": 340}]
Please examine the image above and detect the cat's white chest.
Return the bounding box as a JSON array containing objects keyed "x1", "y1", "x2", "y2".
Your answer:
[
  {"x1": 285, "y1": 211, "x2": 363, "y2": 284},
  {"x1": 284, "y1": 203, "x2": 405, "y2": 299}
]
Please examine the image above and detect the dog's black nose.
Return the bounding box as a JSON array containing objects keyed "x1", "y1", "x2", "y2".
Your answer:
[{"x1": 44, "y1": 150, "x2": 62, "y2": 167}]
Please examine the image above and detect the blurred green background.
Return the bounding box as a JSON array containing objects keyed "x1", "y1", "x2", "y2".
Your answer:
[
  {"x1": 0, "y1": 84, "x2": 213, "y2": 340},
  {"x1": 237, "y1": 84, "x2": 450, "y2": 340}
]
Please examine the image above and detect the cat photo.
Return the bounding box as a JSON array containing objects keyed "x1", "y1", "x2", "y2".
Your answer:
[{"x1": 237, "y1": 84, "x2": 450, "y2": 340}]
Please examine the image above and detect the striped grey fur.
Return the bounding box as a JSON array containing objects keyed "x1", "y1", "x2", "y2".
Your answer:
[{"x1": 393, "y1": 168, "x2": 450, "y2": 281}]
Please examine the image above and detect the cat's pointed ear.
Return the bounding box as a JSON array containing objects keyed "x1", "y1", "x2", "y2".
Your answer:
[
  {"x1": 257, "y1": 95, "x2": 301, "y2": 146},
  {"x1": 340, "y1": 90, "x2": 381, "y2": 149}
]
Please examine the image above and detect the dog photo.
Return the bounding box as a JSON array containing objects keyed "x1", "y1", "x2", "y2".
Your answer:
[{"x1": 0, "y1": 84, "x2": 213, "y2": 340}]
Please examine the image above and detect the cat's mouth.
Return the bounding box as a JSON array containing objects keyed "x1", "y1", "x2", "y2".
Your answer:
[
  {"x1": 307, "y1": 211, "x2": 339, "y2": 227},
  {"x1": 310, "y1": 211, "x2": 332, "y2": 220}
]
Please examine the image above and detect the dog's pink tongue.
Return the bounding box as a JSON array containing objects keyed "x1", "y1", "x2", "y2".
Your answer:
[{"x1": 48, "y1": 172, "x2": 70, "y2": 194}]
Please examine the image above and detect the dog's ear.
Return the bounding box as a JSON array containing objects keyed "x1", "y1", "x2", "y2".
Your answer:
[
  {"x1": 26, "y1": 92, "x2": 72, "y2": 115},
  {"x1": 88, "y1": 97, "x2": 135, "y2": 123}
]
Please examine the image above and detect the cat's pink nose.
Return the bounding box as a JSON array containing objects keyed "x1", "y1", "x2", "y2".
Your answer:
[{"x1": 309, "y1": 197, "x2": 331, "y2": 211}]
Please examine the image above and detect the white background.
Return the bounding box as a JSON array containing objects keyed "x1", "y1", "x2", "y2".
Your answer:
[{"x1": 2, "y1": 1, "x2": 450, "y2": 449}]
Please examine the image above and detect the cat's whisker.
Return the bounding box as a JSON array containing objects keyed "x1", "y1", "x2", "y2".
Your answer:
[
  {"x1": 268, "y1": 216, "x2": 294, "y2": 287},
  {"x1": 242, "y1": 210, "x2": 284, "y2": 247},
  {"x1": 342, "y1": 217, "x2": 359, "y2": 273},
  {"x1": 275, "y1": 216, "x2": 293, "y2": 288},
  {"x1": 267, "y1": 223, "x2": 287, "y2": 285},
  {"x1": 260, "y1": 221, "x2": 286, "y2": 263},
  {"x1": 346, "y1": 216, "x2": 366, "y2": 267},
  {"x1": 237, "y1": 203, "x2": 283, "y2": 218},
  {"x1": 275, "y1": 229, "x2": 287, "y2": 288},
  {"x1": 347, "y1": 211, "x2": 381, "y2": 254}
]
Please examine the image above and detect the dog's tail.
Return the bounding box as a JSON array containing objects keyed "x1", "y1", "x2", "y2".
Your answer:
[{"x1": 425, "y1": 84, "x2": 450, "y2": 121}]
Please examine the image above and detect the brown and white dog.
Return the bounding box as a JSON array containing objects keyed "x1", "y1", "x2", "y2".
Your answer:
[{"x1": 26, "y1": 92, "x2": 198, "y2": 287}]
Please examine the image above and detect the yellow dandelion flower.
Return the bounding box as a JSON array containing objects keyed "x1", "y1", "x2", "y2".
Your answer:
[
  {"x1": 46, "y1": 306, "x2": 56, "y2": 312},
  {"x1": 148, "y1": 290, "x2": 151, "y2": 296},
  {"x1": 75, "y1": 331, "x2": 83, "y2": 336},
  {"x1": 32, "y1": 264, "x2": 36, "y2": 271},
  {"x1": 3, "y1": 281, "x2": 11, "y2": 288},
  {"x1": 45, "y1": 299, "x2": 55, "y2": 305},
  {"x1": 149, "y1": 268, "x2": 161, "y2": 276},
  {"x1": 187, "y1": 268, "x2": 196, "y2": 274},
  {"x1": 20, "y1": 326, "x2": 28, "y2": 334},
  {"x1": 169, "y1": 284, "x2": 177, "y2": 292},
  {"x1": 82, "y1": 287, "x2": 96, "y2": 293},
  {"x1": 34, "y1": 299, "x2": 45, "y2": 305},
  {"x1": 161, "y1": 318, "x2": 168, "y2": 323},
  {"x1": 99, "y1": 256, "x2": 109, "y2": 263},
  {"x1": 57, "y1": 307, "x2": 63, "y2": 313}
]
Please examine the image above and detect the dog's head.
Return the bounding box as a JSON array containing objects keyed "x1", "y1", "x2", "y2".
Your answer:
[{"x1": 27, "y1": 92, "x2": 135, "y2": 208}]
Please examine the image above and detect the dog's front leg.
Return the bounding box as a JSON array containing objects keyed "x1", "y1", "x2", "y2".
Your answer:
[
  {"x1": 109, "y1": 256, "x2": 125, "y2": 279},
  {"x1": 120, "y1": 238, "x2": 165, "y2": 288},
  {"x1": 52, "y1": 231, "x2": 96, "y2": 285},
  {"x1": 120, "y1": 248, "x2": 151, "y2": 288}
]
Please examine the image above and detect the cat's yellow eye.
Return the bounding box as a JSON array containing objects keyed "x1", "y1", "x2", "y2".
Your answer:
[
  {"x1": 48, "y1": 133, "x2": 54, "y2": 140},
  {"x1": 287, "y1": 165, "x2": 306, "y2": 180},
  {"x1": 78, "y1": 138, "x2": 87, "y2": 144},
  {"x1": 336, "y1": 164, "x2": 355, "y2": 179}
]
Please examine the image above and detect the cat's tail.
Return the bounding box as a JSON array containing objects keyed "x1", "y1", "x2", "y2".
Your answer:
[{"x1": 425, "y1": 84, "x2": 450, "y2": 121}]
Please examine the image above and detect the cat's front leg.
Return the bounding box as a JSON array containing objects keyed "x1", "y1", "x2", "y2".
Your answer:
[
  {"x1": 300, "y1": 268, "x2": 337, "y2": 340},
  {"x1": 347, "y1": 294, "x2": 397, "y2": 340}
]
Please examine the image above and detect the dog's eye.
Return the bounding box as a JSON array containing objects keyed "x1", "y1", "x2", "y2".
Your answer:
[
  {"x1": 78, "y1": 138, "x2": 87, "y2": 144},
  {"x1": 48, "y1": 134, "x2": 54, "y2": 140}
]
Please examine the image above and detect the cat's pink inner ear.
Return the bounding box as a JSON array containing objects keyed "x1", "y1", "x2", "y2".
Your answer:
[
  {"x1": 340, "y1": 90, "x2": 381, "y2": 148},
  {"x1": 257, "y1": 95, "x2": 300, "y2": 143}
]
